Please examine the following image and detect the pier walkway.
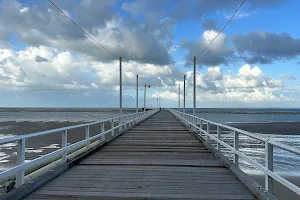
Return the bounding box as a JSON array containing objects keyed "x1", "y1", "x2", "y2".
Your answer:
[{"x1": 23, "y1": 110, "x2": 255, "y2": 199}]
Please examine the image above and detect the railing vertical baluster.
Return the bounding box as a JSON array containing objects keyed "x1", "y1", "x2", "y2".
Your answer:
[
  {"x1": 234, "y1": 131, "x2": 239, "y2": 165},
  {"x1": 85, "y1": 125, "x2": 90, "y2": 149},
  {"x1": 118, "y1": 117, "x2": 122, "y2": 132},
  {"x1": 124, "y1": 116, "x2": 127, "y2": 130},
  {"x1": 101, "y1": 122, "x2": 105, "y2": 142},
  {"x1": 265, "y1": 142, "x2": 274, "y2": 194},
  {"x1": 196, "y1": 118, "x2": 199, "y2": 134},
  {"x1": 61, "y1": 130, "x2": 67, "y2": 163},
  {"x1": 16, "y1": 138, "x2": 25, "y2": 187},
  {"x1": 217, "y1": 125, "x2": 221, "y2": 151},
  {"x1": 207, "y1": 122, "x2": 210, "y2": 143},
  {"x1": 193, "y1": 117, "x2": 196, "y2": 131},
  {"x1": 111, "y1": 119, "x2": 115, "y2": 136},
  {"x1": 199, "y1": 119, "x2": 203, "y2": 136}
]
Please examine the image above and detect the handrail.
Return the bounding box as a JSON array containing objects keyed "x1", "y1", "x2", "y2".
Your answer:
[
  {"x1": 0, "y1": 111, "x2": 151, "y2": 144},
  {"x1": 0, "y1": 109, "x2": 158, "y2": 188},
  {"x1": 169, "y1": 109, "x2": 300, "y2": 196}
]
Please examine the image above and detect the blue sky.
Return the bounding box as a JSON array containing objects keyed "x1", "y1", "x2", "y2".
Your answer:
[{"x1": 0, "y1": 0, "x2": 300, "y2": 108}]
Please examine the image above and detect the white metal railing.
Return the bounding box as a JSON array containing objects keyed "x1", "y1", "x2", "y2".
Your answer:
[
  {"x1": 169, "y1": 109, "x2": 300, "y2": 196},
  {"x1": 0, "y1": 109, "x2": 158, "y2": 188}
]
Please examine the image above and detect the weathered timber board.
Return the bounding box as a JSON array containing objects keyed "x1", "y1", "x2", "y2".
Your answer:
[{"x1": 23, "y1": 110, "x2": 256, "y2": 200}]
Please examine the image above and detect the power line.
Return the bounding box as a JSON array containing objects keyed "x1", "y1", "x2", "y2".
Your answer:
[
  {"x1": 122, "y1": 62, "x2": 146, "y2": 85},
  {"x1": 48, "y1": 0, "x2": 148, "y2": 86},
  {"x1": 48, "y1": 0, "x2": 118, "y2": 58},
  {"x1": 198, "y1": 0, "x2": 246, "y2": 57}
]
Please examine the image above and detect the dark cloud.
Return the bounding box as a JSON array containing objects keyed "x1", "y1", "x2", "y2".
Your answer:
[
  {"x1": 232, "y1": 31, "x2": 300, "y2": 63},
  {"x1": 0, "y1": 29, "x2": 9, "y2": 41},
  {"x1": 181, "y1": 31, "x2": 234, "y2": 68},
  {"x1": 0, "y1": 0, "x2": 173, "y2": 65},
  {"x1": 202, "y1": 19, "x2": 218, "y2": 30},
  {"x1": 35, "y1": 56, "x2": 48, "y2": 62}
]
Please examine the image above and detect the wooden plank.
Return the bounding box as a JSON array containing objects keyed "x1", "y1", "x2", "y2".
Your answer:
[{"x1": 23, "y1": 110, "x2": 256, "y2": 200}]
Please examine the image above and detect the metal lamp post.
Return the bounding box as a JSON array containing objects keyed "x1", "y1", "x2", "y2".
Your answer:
[{"x1": 144, "y1": 84, "x2": 150, "y2": 111}]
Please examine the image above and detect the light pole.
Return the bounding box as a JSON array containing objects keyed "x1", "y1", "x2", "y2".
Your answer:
[
  {"x1": 136, "y1": 75, "x2": 138, "y2": 113},
  {"x1": 183, "y1": 74, "x2": 186, "y2": 113},
  {"x1": 193, "y1": 56, "x2": 196, "y2": 116},
  {"x1": 120, "y1": 57, "x2": 122, "y2": 115},
  {"x1": 144, "y1": 84, "x2": 150, "y2": 111},
  {"x1": 178, "y1": 83, "x2": 180, "y2": 111}
]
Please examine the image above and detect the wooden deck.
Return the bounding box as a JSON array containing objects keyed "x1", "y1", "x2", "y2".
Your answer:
[{"x1": 23, "y1": 110, "x2": 256, "y2": 200}]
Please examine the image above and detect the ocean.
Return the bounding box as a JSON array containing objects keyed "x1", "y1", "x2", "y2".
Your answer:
[{"x1": 0, "y1": 107, "x2": 300, "y2": 177}]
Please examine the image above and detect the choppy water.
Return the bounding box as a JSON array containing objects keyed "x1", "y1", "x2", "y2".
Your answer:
[
  {"x1": 0, "y1": 107, "x2": 300, "y2": 176},
  {"x1": 0, "y1": 108, "x2": 138, "y2": 122}
]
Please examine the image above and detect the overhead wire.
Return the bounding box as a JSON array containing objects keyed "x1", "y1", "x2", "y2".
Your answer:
[
  {"x1": 198, "y1": 0, "x2": 246, "y2": 57},
  {"x1": 48, "y1": 0, "x2": 147, "y2": 85},
  {"x1": 49, "y1": 0, "x2": 245, "y2": 92},
  {"x1": 178, "y1": 0, "x2": 246, "y2": 88}
]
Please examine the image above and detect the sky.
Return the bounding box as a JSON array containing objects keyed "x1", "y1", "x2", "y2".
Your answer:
[{"x1": 0, "y1": 0, "x2": 300, "y2": 108}]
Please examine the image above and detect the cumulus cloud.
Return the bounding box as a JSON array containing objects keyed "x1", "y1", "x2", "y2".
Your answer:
[
  {"x1": 152, "y1": 64, "x2": 291, "y2": 104},
  {"x1": 0, "y1": 0, "x2": 173, "y2": 65},
  {"x1": 181, "y1": 30, "x2": 234, "y2": 67},
  {"x1": 202, "y1": 19, "x2": 218, "y2": 31},
  {"x1": 0, "y1": 46, "x2": 182, "y2": 92},
  {"x1": 232, "y1": 31, "x2": 300, "y2": 64}
]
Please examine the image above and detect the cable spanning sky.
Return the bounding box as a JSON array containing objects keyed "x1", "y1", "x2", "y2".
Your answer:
[{"x1": 0, "y1": 0, "x2": 300, "y2": 108}]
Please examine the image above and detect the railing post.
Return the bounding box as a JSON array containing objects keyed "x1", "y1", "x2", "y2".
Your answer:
[
  {"x1": 199, "y1": 119, "x2": 203, "y2": 136},
  {"x1": 119, "y1": 117, "x2": 122, "y2": 132},
  {"x1": 265, "y1": 142, "x2": 274, "y2": 194},
  {"x1": 124, "y1": 116, "x2": 127, "y2": 130},
  {"x1": 234, "y1": 131, "x2": 239, "y2": 165},
  {"x1": 61, "y1": 130, "x2": 67, "y2": 163},
  {"x1": 85, "y1": 125, "x2": 90, "y2": 149},
  {"x1": 16, "y1": 138, "x2": 25, "y2": 187},
  {"x1": 111, "y1": 119, "x2": 115, "y2": 136},
  {"x1": 207, "y1": 122, "x2": 210, "y2": 143},
  {"x1": 101, "y1": 122, "x2": 105, "y2": 142},
  {"x1": 217, "y1": 125, "x2": 221, "y2": 151}
]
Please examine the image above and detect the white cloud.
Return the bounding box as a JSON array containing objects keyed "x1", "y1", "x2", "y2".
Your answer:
[
  {"x1": 0, "y1": 46, "x2": 179, "y2": 92},
  {"x1": 205, "y1": 66, "x2": 222, "y2": 80},
  {"x1": 153, "y1": 64, "x2": 293, "y2": 105},
  {"x1": 181, "y1": 30, "x2": 233, "y2": 67},
  {"x1": 19, "y1": 7, "x2": 29, "y2": 13},
  {"x1": 152, "y1": 90, "x2": 178, "y2": 100}
]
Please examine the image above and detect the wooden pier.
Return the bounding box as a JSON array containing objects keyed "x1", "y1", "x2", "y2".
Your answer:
[{"x1": 22, "y1": 110, "x2": 256, "y2": 200}]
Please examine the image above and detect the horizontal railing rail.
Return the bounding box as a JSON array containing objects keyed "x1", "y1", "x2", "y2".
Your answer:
[
  {"x1": 169, "y1": 109, "x2": 300, "y2": 196},
  {"x1": 0, "y1": 109, "x2": 158, "y2": 188}
]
